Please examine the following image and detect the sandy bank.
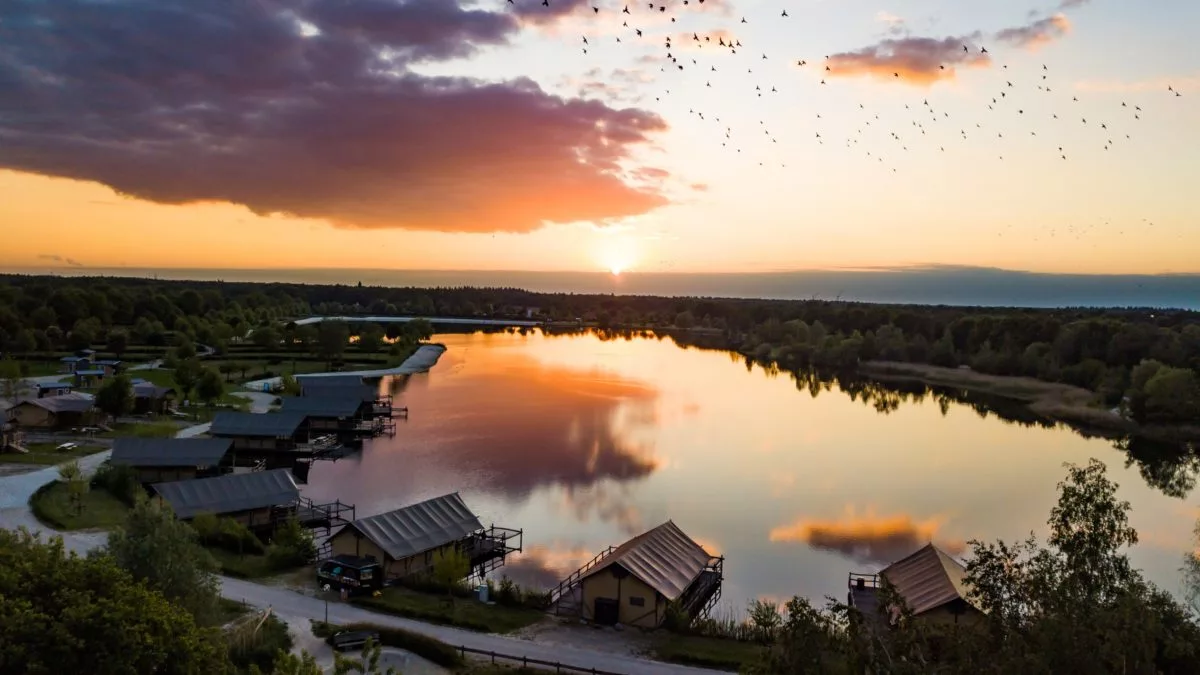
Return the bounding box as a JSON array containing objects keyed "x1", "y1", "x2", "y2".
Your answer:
[{"x1": 243, "y1": 343, "x2": 446, "y2": 391}]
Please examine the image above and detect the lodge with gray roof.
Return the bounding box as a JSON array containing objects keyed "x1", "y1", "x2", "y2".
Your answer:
[
  {"x1": 152, "y1": 468, "x2": 301, "y2": 528},
  {"x1": 326, "y1": 492, "x2": 522, "y2": 581},
  {"x1": 110, "y1": 437, "x2": 232, "y2": 484},
  {"x1": 5, "y1": 393, "x2": 96, "y2": 430},
  {"x1": 209, "y1": 411, "x2": 310, "y2": 452},
  {"x1": 550, "y1": 520, "x2": 725, "y2": 628}
]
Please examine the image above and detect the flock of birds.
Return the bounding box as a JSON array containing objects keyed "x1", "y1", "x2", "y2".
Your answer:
[
  {"x1": 502, "y1": 0, "x2": 1190, "y2": 245},
  {"x1": 512, "y1": 1, "x2": 1185, "y2": 164}
]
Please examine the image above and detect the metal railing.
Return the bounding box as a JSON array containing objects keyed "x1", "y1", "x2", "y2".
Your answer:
[
  {"x1": 547, "y1": 546, "x2": 617, "y2": 607},
  {"x1": 455, "y1": 645, "x2": 626, "y2": 675}
]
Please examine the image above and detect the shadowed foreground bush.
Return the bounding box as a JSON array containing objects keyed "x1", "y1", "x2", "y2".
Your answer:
[{"x1": 312, "y1": 621, "x2": 463, "y2": 668}]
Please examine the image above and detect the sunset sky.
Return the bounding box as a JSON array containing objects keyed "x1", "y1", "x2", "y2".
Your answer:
[{"x1": 1, "y1": 0, "x2": 1197, "y2": 275}]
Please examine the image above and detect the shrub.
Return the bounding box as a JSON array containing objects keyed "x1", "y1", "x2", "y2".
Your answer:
[
  {"x1": 267, "y1": 517, "x2": 315, "y2": 568},
  {"x1": 192, "y1": 513, "x2": 265, "y2": 555},
  {"x1": 313, "y1": 622, "x2": 463, "y2": 668},
  {"x1": 90, "y1": 462, "x2": 141, "y2": 506},
  {"x1": 228, "y1": 614, "x2": 293, "y2": 673}
]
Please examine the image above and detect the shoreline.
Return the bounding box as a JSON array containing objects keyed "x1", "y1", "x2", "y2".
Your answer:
[
  {"x1": 858, "y1": 361, "x2": 1200, "y2": 442},
  {"x1": 242, "y1": 343, "x2": 447, "y2": 391}
]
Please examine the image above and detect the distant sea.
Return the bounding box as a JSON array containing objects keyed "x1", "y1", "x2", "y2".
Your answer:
[{"x1": 4, "y1": 266, "x2": 1199, "y2": 310}]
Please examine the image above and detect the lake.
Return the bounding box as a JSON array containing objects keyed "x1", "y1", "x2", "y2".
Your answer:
[{"x1": 303, "y1": 330, "x2": 1199, "y2": 614}]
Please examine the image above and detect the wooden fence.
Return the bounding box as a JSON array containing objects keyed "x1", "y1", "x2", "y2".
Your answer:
[{"x1": 456, "y1": 644, "x2": 627, "y2": 675}]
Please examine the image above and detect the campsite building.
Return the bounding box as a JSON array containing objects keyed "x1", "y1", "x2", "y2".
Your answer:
[
  {"x1": 277, "y1": 396, "x2": 377, "y2": 436},
  {"x1": 5, "y1": 393, "x2": 96, "y2": 430},
  {"x1": 550, "y1": 521, "x2": 724, "y2": 629},
  {"x1": 848, "y1": 543, "x2": 982, "y2": 626},
  {"x1": 326, "y1": 493, "x2": 522, "y2": 581},
  {"x1": 33, "y1": 382, "x2": 73, "y2": 398},
  {"x1": 132, "y1": 381, "x2": 176, "y2": 415},
  {"x1": 297, "y1": 375, "x2": 398, "y2": 421},
  {"x1": 209, "y1": 411, "x2": 311, "y2": 453},
  {"x1": 109, "y1": 437, "x2": 232, "y2": 484},
  {"x1": 152, "y1": 468, "x2": 303, "y2": 530}
]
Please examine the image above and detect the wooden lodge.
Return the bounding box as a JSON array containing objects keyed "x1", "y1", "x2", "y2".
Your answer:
[
  {"x1": 131, "y1": 380, "x2": 176, "y2": 415},
  {"x1": 325, "y1": 492, "x2": 522, "y2": 582},
  {"x1": 33, "y1": 382, "x2": 73, "y2": 398},
  {"x1": 297, "y1": 375, "x2": 401, "y2": 421},
  {"x1": 209, "y1": 411, "x2": 311, "y2": 454},
  {"x1": 152, "y1": 468, "x2": 354, "y2": 535},
  {"x1": 550, "y1": 521, "x2": 724, "y2": 629},
  {"x1": 848, "y1": 543, "x2": 982, "y2": 627},
  {"x1": 277, "y1": 395, "x2": 389, "y2": 437},
  {"x1": 5, "y1": 393, "x2": 96, "y2": 430},
  {"x1": 109, "y1": 437, "x2": 233, "y2": 484}
]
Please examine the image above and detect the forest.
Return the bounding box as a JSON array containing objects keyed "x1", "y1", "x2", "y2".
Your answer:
[{"x1": 0, "y1": 273, "x2": 1197, "y2": 426}]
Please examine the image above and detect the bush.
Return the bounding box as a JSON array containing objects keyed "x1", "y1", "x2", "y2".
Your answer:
[
  {"x1": 90, "y1": 462, "x2": 141, "y2": 506},
  {"x1": 192, "y1": 513, "x2": 265, "y2": 555},
  {"x1": 313, "y1": 622, "x2": 463, "y2": 668},
  {"x1": 228, "y1": 614, "x2": 293, "y2": 673},
  {"x1": 267, "y1": 517, "x2": 315, "y2": 568}
]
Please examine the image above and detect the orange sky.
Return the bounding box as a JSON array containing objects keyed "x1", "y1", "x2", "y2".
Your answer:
[{"x1": 1, "y1": 0, "x2": 1198, "y2": 275}]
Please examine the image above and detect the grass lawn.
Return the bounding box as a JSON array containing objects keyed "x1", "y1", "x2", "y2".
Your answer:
[
  {"x1": 205, "y1": 545, "x2": 309, "y2": 579},
  {"x1": 29, "y1": 481, "x2": 131, "y2": 530},
  {"x1": 648, "y1": 634, "x2": 764, "y2": 672},
  {"x1": 19, "y1": 361, "x2": 68, "y2": 377},
  {"x1": 353, "y1": 588, "x2": 546, "y2": 634},
  {"x1": 100, "y1": 421, "x2": 180, "y2": 439},
  {"x1": 0, "y1": 442, "x2": 106, "y2": 465}
]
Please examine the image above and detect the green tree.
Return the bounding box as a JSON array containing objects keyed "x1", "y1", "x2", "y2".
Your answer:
[
  {"x1": 252, "y1": 326, "x2": 281, "y2": 350},
  {"x1": 674, "y1": 311, "x2": 696, "y2": 329},
  {"x1": 94, "y1": 373, "x2": 134, "y2": 419},
  {"x1": 105, "y1": 328, "x2": 129, "y2": 358},
  {"x1": 195, "y1": 367, "x2": 225, "y2": 407},
  {"x1": 358, "y1": 324, "x2": 385, "y2": 354},
  {"x1": 66, "y1": 322, "x2": 94, "y2": 352},
  {"x1": 174, "y1": 356, "x2": 203, "y2": 400},
  {"x1": 279, "y1": 372, "x2": 302, "y2": 396},
  {"x1": 431, "y1": 547, "x2": 470, "y2": 600},
  {"x1": 317, "y1": 320, "x2": 350, "y2": 361},
  {"x1": 9, "y1": 328, "x2": 36, "y2": 354},
  {"x1": 57, "y1": 460, "x2": 88, "y2": 515},
  {"x1": 405, "y1": 318, "x2": 434, "y2": 342},
  {"x1": 1185, "y1": 519, "x2": 1199, "y2": 618},
  {"x1": 1142, "y1": 367, "x2": 1200, "y2": 424},
  {"x1": 174, "y1": 334, "x2": 197, "y2": 360},
  {"x1": 0, "y1": 529, "x2": 227, "y2": 674},
  {"x1": 268, "y1": 517, "x2": 315, "y2": 569},
  {"x1": 104, "y1": 498, "x2": 221, "y2": 624},
  {"x1": 0, "y1": 357, "x2": 22, "y2": 403}
]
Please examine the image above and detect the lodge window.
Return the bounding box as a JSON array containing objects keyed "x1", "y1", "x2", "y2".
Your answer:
[{"x1": 629, "y1": 596, "x2": 645, "y2": 607}]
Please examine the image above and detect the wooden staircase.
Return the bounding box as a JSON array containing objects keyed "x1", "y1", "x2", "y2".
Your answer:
[{"x1": 547, "y1": 546, "x2": 616, "y2": 613}]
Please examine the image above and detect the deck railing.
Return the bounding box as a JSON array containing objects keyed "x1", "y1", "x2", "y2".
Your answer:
[
  {"x1": 547, "y1": 546, "x2": 618, "y2": 608},
  {"x1": 454, "y1": 645, "x2": 626, "y2": 675},
  {"x1": 848, "y1": 572, "x2": 881, "y2": 590}
]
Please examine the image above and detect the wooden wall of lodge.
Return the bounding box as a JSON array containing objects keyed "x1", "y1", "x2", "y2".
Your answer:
[
  {"x1": 7, "y1": 404, "x2": 94, "y2": 430},
  {"x1": 165, "y1": 502, "x2": 287, "y2": 530},
  {"x1": 329, "y1": 528, "x2": 461, "y2": 580},
  {"x1": 133, "y1": 465, "x2": 220, "y2": 484},
  {"x1": 578, "y1": 565, "x2": 667, "y2": 629}
]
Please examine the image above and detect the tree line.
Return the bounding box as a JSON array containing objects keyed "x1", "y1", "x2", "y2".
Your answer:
[{"x1": 1, "y1": 274, "x2": 1197, "y2": 422}]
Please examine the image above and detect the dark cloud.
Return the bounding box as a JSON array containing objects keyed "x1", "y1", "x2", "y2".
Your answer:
[
  {"x1": 827, "y1": 35, "x2": 990, "y2": 85},
  {"x1": 0, "y1": 0, "x2": 669, "y2": 233},
  {"x1": 994, "y1": 13, "x2": 1071, "y2": 50},
  {"x1": 35, "y1": 254, "x2": 83, "y2": 267},
  {"x1": 1058, "y1": 0, "x2": 1089, "y2": 9}
]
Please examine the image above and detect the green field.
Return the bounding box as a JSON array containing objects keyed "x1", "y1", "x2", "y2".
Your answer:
[
  {"x1": 353, "y1": 587, "x2": 546, "y2": 634},
  {"x1": 29, "y1": 481, "x2": 131, "y2": 530},
  {"x1": 0, "y1": 442, "x2": 107, "y2": 466}
]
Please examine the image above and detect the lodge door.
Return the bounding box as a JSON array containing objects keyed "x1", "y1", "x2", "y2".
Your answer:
[{"x1": 594, "y1": 598, "x2": 619, "y2": 626}]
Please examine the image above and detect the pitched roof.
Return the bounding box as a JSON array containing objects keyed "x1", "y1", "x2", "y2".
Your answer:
[
  {"x1": 339, "y1": 493, "x2": 483, "y2": 561},
  {"x1": 299, "y1": 382, "x2": 378, "y2": 402},
  {"x1": 110, "y1": 438, "x2": 232, "y2": 468},
  {"x1": 880, "y1": 544, "x2": 973, "y2": 616},
  {"x1": 278, "y1": 396, "x2": 364, "y2": 418},
  {"x1": 34, "y1": 382, "x2": 72, "y2": 390},
  {"x1": 153, "y1": 468, "x2": 299, "y2": 518},
  {"x1": 133, "y1": 382, "x2": 175, "y2": 399},
  {"x1": 60, "y1": 356, "x2": 84, "y2": 362},
  {"x1": 581, "y1": 521, "x2": 713, "y2": 601},
  {"x1": 210, "y1": 411, "x2": 307, "y2": 437},
  {"x1": 74, "y1": 369, "x2": 106, "y2": 376},
  {"x1": 20, "y1": 393, "x2": 94, "y2": 413}
]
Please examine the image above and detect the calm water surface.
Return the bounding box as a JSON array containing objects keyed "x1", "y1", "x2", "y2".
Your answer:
[{"x1": 303, "y1": 331, "x2": 1198, "y2": 613}]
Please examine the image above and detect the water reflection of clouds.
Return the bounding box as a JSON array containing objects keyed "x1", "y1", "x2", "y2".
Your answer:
[
  {"x1": 385, "y1": 353, "x2": 660, "y2": 503},
  {"x1": 500, "y1": 543, "x2": 596, "y2": 591},
  {"x1": 770, "y1": 506, "x2": 965, "y2": 566},
  {"x1": 560, "y1": 481, "x2": 646, "y2": 537}
]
